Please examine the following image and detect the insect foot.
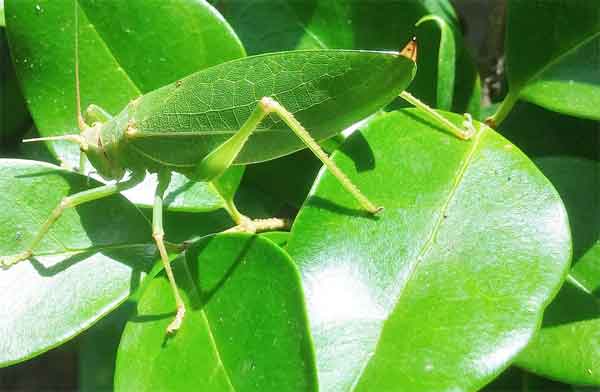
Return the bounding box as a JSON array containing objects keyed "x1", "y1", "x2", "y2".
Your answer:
[
  {"x1": 0, "y1": 251, "x2": 32, "y2": 269},
  {"x1": 225, "y1": 217, "x2": 290, "y2": 234},
  {"x1": 461, "y1": 113, "x2": 478, "y2": 140},
  {"x1": 167, "y1": 305, "x2": 186, "y2": 334}
]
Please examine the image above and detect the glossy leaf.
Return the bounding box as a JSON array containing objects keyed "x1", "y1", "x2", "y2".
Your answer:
[
  {"x1": 78, "y1": 300, "x2": 136, "y2": 392},
  {"x1": 491, "y1": 0, "x2": 600, "y2": 123},
  {"x1": 215, "y1": 0, "x2": 480, "y2": 115},
  {"x1": 287, "y1": 109, "x2": 571, "y2": 391},
  {"x1": 5, "y1": 0, "x2": 245, "y2": 210},
  {"x1": 514, "y1": 158, "x2": 599, "y2": 385},
  {"x1": 115, "y1": 234, "x2": 316, "y2": 391},
  {"x1": 122, "y1": 167, "x2": 245, "y2": 212},
  {"x1": 498, "y1": 102, "x2": 600, "y2": 385},
  {"x1": 259, "y1": 231, "x2": 290, "y2": 248},
  {"x1": 0, "y1": 26, "x2": 30, "y2": 146},
  {"x1": 482, "y1": 367, "x2": 578, "y2": 392},
  {"x1": 0, "y1": 159, "x2": 155, "y2": 366},
  {"x1": 416, "y1": 15, "x2": 456, "y2": 110}
]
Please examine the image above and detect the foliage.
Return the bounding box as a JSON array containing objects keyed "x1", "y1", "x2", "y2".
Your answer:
[{"x1": 0, "y1": 0, "x2": 598, "y2": 391}]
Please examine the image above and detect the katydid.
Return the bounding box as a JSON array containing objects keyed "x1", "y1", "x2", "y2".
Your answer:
[{"x1": 0, "y1": 4, "x2": 476, "y2": 334}]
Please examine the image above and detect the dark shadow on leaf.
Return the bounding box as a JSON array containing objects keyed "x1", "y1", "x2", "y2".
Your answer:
[
  {"x1": 306, "y1": 196, "x2": 381, "y2": 220},
  {"x1": 185, "y1": 235, "x2": 256, "y2": 310},
  {"x1": 130, "y1": 312, "x2": 175, "y2": 323},
  {"x1": 540, "y1": 281, "x2": 600, "y2": 328},
  {"x1": 163, "y1": 180, "x2": 195, "y2": 207},
  {"x1": 213, "y1": 0, "x2": 318, "y2": 55},
  {"x1": 499, "y1": 104, "x2": 600, "y2": 263},
  {"x1": 27, "y1": 246, "x2": 153, "y2": 296},
  {"x1": 343, "y1": 131, "x2": 376, "y2": 172},
  {"x1": 28, "y1": 253, "x2": 90, "y2": 276},
  {"x1": 402, "y1": 109, "x2": 461, "y2": 139}
]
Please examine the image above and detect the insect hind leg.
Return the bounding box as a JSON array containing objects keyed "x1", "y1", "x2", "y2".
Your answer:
[{"x1": 195, "y1": 97, "x2": 382, "y2": 219}]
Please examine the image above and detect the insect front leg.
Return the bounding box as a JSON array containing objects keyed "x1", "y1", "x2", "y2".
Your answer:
[
  {"x1": 152, "y1": 171, "x2": 186, "y2": 334},
  {"x1": 195, "y1": 97, "x2": 382, "y2": 222},
  {"x1": 0, "y1": 173, "x2": 144, "y2": 268}
]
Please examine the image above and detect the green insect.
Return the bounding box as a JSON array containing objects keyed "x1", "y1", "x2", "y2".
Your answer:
[{"x1": 1, "y1": 3, "x2": 475, "y2": 333}]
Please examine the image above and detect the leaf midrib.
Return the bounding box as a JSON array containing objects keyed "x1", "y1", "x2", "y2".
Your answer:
[
  {"x1": 180, "y1": 259, "x2": 237, "y2": 391},
  {"x1": 566, "y1": 273, "x2": 594, "y2": 296},
  {"x1": 350, "y1": 125, "x2": 486, "y2": 390},
  {"x1": 77, "y1": 1, "x2": 142, "y2": 98}
]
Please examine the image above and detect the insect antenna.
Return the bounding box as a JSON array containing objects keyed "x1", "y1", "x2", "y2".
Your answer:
[
  {"x1": 23, "y1": 135, "x2": 87, "y2": 149},
  {"x1": 74, "y1": 0, "x2": 87, "y2": 132}
]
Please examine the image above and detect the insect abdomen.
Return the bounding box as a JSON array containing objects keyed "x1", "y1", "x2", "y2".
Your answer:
[{"x1": 118, "y1": 49, "x2": 416, "y2": 171}]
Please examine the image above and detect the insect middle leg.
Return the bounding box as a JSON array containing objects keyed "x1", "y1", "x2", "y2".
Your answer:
[
  {"x1": 0, "y1": 173, "x2": 144, "y2": 268},
  {"x1": 152, "y1": 170, "x2": 186, "y2": 334}
]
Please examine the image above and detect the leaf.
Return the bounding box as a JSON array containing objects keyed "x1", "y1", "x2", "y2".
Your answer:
[
  {"x1": 78, "y1": 300, "x2": 136, "y2": 392},
  {"x1": 519, "y1": 35, "x2": 600, "y2": 121},
  {"x1": 122, "y1": 167, "x2": 245, "y2": 213},
  {"x1": 490, "y1": 0, "x2": 600, "y2": 123},
  {"x1": 115, "y1": 234, "x2": 317, "y2": 391},
  {"x1": 416, "y1": 15, "x2": 456, "y2": 110},
  {"x1": 515, "y1": 158, "x2": 600, "y2": 385},
  {"x1": 482, "y1": 367, "x2": 578, "y2": 392},
  {"x1": 0, "y1": 159, "x2": 156, "y2": 367},
  {"x1": 0, "y1": 26, "x2": 30, "y2": 146},
  {"x1": 5, "y1": 0, "x2": 245, "y2": 210},
  {"x1": 216, "y1": 0, "x2": 480, "y2": 115},
  {"x1": 259, "y1": 231, "x2": 290, "y2": 248},
  {"x1": 498, "y1": 102, "x2": 600, "y2": 385},
  {"x1": 287, "y1": 109, "x2": 571, "y2": 391}
]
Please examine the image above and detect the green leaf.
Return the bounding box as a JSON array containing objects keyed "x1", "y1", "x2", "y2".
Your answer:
[
  {"x1": 259, "y1": 231, "x2": 290, "y2": 248},
  {"x1": 416, "y1": 15, "x2": 456, "y2": 110},
  {"x1": 78, "y1": 300, "x2": 136, "y2": 392},
  {"x1": 482, "y1": 367, "x2": 578, "y2": 392},
  {"x1": 0, "y1": 159, "x2": 155, "y2": 367},
  {"x1": 0, "y1": 26, "x2": 30, "y2": 146},
  {"x1": 5, "y1": 0, "x2": 245, "y2": 210},
  {"x1": 122, "y1": 167, "x2": 245, "y2": 213},
  {"x1": 498, "y1": 102, "x2": 600, "y2": 385},
  {"x1": 515, "y1": 158, "x2": 599, "y2": 385},
  {"x1": 287, "y1": 109, "x2": 571, "y2": 391},
  {"x1": 216, "y1": 0, "x2": 480, "y2": 115},
  {"x1": 491, "y1": 0, "x2": 600, "y2": 123},
  {"x1": 115, "y1": 234, "x2": 317, "y2": 391}
]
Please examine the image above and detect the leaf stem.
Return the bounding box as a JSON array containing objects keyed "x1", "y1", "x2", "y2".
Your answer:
[{"x1": 486, "y1": 90, "x2": 519, "y2": 128}]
